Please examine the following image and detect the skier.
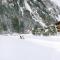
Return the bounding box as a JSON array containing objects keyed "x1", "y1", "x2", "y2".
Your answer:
[{"x1": 20, "y1": 35, "x2": 24, "y2": 39}]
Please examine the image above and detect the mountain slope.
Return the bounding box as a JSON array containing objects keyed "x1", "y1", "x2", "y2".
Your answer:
[{"x1": 0, "y1": 0, "x2": 60, "y2": 34}]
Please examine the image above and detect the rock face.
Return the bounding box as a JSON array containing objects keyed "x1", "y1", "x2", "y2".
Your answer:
[{"x1": 0, "y1": 0, "x2": 60, "y2": 33}]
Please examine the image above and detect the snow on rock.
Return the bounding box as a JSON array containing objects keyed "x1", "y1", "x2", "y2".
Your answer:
[
  {"x1": 56, "y1": 15, "x2": 60, "y2": 21},
  {"x1": 24, "y1": 0, "x2": 32, "y2": 13},
  {"x1": 24, "y1": 0, "x2": 46, "y2": 27},
  {"x1": 0, "y1": 34, "x2": 60, "y2": 60},
  {"x1": 51, "y1": 0, "x2": 60, "y2": 7}
]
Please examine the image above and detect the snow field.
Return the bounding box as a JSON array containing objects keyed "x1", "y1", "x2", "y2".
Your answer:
[{"x1": 0, "y1": 34, "x2": 60, "y2": 60}]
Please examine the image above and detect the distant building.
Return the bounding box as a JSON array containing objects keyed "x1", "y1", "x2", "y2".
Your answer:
[{"x1": 55, "y1": 21, "x2": 60, "y2": 32}]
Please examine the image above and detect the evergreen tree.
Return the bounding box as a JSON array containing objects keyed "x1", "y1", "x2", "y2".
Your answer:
[
  {"x1": 12, "y1": 16, "x2": 19, "y2": 33},
  {"x1": 0, "y1": 20, "x2": 7, "y2": 33},
  {"x1": 32, "y1": 25, "x2": 38, "y2": 35},
  {"x1": 19, "y1": 21, "x2": 24, "y2": 33}
]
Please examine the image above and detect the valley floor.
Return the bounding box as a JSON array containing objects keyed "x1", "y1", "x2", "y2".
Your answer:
[{"x1": 0, "y1": 33, "x2": 60, "y2": 60}]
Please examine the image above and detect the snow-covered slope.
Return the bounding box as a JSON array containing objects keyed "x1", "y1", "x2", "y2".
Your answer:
[
  {"x1": 51, "y1": 0, "x2": 60, "y2": 7},
  {"x1": 0, "y1": 34, "x2": 60, "y2": 60},
  {"x1": 51, "y1": 0, "x2": 60, "y2": 21}
]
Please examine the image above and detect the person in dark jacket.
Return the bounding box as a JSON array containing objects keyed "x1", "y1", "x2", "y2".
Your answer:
[{"x1": 20, "y1": 35, "x2": 24, "y2": 39}]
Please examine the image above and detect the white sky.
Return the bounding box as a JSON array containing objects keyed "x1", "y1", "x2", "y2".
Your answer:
[{"x1": 51, "y1": 0, "x2": 60, "y2": 7}]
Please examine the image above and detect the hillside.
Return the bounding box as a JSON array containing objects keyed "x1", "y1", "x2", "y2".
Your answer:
[{"x1": 0, "y1": 0, "x2": 60, "y2": 34}]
